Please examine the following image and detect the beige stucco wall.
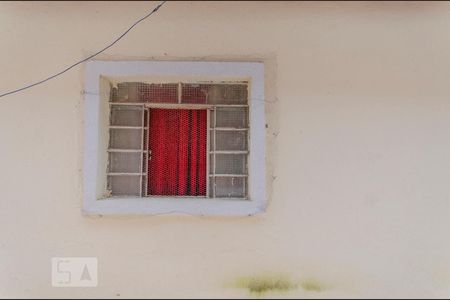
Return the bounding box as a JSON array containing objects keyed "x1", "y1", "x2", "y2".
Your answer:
[{"x1": 1, "y1": 1, "x2": 450, "y2": 298}]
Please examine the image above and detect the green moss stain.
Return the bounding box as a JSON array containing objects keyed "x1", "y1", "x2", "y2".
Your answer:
[
  {"x1": 299, "y1": 278, "x2": 327, "y2": 292},
  {"x1": 235, "y1": 274, "x2": 297, "y2": 295},
  {"x1": 233, "y1": 274, "x2": 328, "y2": 295}
]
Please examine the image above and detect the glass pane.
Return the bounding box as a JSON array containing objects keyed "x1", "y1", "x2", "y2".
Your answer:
[
  {"x1": 209, "y1": 130, "x2": 214, "y2": 150},
  {"x1": 209, "y1": 154, "x2": 214, "y2": 174},
  {"x1": 144, "y1": 109, "x2": 149, "y2": 125},
  {"x1": 215, "y1": 154, "x2": 247, "y2": 174},
  {"x1": 181, "y1": 84, "x2": 248, "y2": 104},
  {"x1": 108, "y1": 152, "x2": 141, "y2": 173},
  {"x1": 216, "y1": 107, "x2": 248, "y2": 128},
  {"x1": 139, "y1": 83, "x2": 178, "y2": 103},
  {"x1": 109, "y1": 128, "x2": 142, "y2": 150},
  {"x1": 215, "y1": 131, "x2": 248, "y2": 151},
  {"x1": 114, "y1": 82, "x2": 141, "y2": 102},
  {"x1": 181, "y1": 84, "x2": 209, "y2": 104},
  {"x1": 209, "y1": 179, "x2": 214, "y2": 198},
  {"x1": 143, "y1": 129, "x2": 148, "y2": 151},
  {"x1": 113, "y1": 82, "x2": 178, "y2": 103},
  {"x1": 141, "y1": 176, "x2": 148, "y2": 197},
  {"x1": 142, "y1": 153, "x2": 147, "y2": 173},
  {"x1": 110, "y1": 105, "x2": 143, "y2": 127},
  {"x1": 214, "y1": 177, "x2": 246, "y2": 198},
  {"x1": 210, "y1": 109, "x2": 215, "y2": 127},
  {"x1": 108, "y1": 175, "x2": 141, "y2": 196},
  {"x1": 207, "y1": 84, "x2": 248, "y2": 105}
]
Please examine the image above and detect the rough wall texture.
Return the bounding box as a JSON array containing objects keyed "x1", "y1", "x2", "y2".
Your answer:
[{"x1": 1, "y1": 1, "x2": 450, "y2": 298}]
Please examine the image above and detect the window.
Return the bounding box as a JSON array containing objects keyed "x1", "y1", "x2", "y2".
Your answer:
[
  {"x1": 108, "y1": 82, "x2": 249, "y2": 199},
  {"x1": 84, "y1": 61, "x2": 265, "y2": 216}
]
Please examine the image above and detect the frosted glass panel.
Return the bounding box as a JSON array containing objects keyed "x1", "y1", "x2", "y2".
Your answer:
[
  {"x1": 215, "y1": 107, "x2": 248, "y2": 128},
  {"x1": 210, "y1": 109, "x2": 215, "y2": 127},
  {"x1": 108, "y1": 152, "x2": 141, "y2": 173},
  {"x1": 214, "y1": 154, "x2": 247, "y2": 174},
  {"x1": 182, "y1": 84, "x2": 247, "y2": 104},
  {"x1": 215, "y1": 131, "x2": 248, "y2": 151},
  {"x1": 108, "y1": 175, "x2": 140, "y2": 196},
  {"x1": 181, "y1": 84, "x2": 209, "y2": 104},
  {"x1": 214, "y1": 177, "x2": 246, "y2": 198},
  {"x1": 113, "y1": 82, "x2": 178, "y2": 103},
  {"x1": 109, "y1": 128, "x2": 142, "y2": 149},
  {"x1": 110, "y1": 105, "x2": 143, "y2": 127},
  {"x1": 209, "y1": 154, "x2": 214, "y2": 175},
  {"x1": 206, "y1": 84, "x2": 248, "y2": 105},
  {"x1": 209, "y1": 130, "x2": 214, "y2": 150}
]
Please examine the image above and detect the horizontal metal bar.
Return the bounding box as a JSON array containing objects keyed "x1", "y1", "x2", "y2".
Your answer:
[
  {"x1": 209, "y1": 151, "x2": 249, "y2": 154},
  {"x1": 211, "y1": 127, "x2": 248, "y2": 131},
  {"x1": 107, "y1": 173, "x2": 146, "y2": 176},
  {"x1": 142, "y1": 195, "x2": 210, "y2": 199},
  {"x1": 107, "y1": 149, "x2": 149, "y2": 153},
  {"x1": 209, "y1": 174, "x2": 248, "y2": 177},
  {"x1": 109, "y1": 80, "x2": 248, "y2": 85},
  {"x1": 139, "y1": 195, "x2": 248, "y2": 200},
  {"x1": 109, "y1": 102, "x2": 213, "y2": 109},
  {"x1": 109, "y1": 102, "x2": 145, "y2": 106},
  {"x1": 109, "y1": 102, "x2": 248, "y2": 108},
  {"x1": 144, "y1": 103, "x2": 214, "y2": 109},
  {"x1": 109, "y1": 126, "x2": 147, "y2": 130},
  {"x1": 184, "y1": 81, "x2": 248, "y2": 85},
  {"x1": 214, "y1": 104, "x2": 249, "y2": 108}
]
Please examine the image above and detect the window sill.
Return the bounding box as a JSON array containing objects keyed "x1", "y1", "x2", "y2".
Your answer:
[{"x1": 83, "y1": 197, "x2": 266, "y2": 216}]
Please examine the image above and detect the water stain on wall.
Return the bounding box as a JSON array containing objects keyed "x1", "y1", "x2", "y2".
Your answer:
[
  {"x1": 233, "y1": 273, "x2": 328, "y2": 296},
  {"x1": 299, "y1": 278, "x2": 327, "y2": 292}
]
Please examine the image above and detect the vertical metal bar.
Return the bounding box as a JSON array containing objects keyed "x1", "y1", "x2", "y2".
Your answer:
[
  {"x1": 243, "y1": 159, "x2": 247, "y2": 199},
  {"x1": 245, "y1": 101, "x2": 249, "y2": 199},
  {"x1": 212, "y1": 108, "x2": 217, "y2": 198},
  {"x1": 139, "y1": 104, "x2": 145, "y2": 197},
  {"x1": 144, "y1": 107, "x2": 150, "y2": 197},
  {"x1": 178, "y1": 82, "x2": 182, "y2": 104},
  {"x1": 206, "y1": 109, "x2": 210, "y2": 198}
]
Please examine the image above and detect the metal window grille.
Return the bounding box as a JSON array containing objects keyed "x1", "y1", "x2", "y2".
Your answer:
[{"x1": 107, "y1": 82, "x2": 249, "y2": 199}]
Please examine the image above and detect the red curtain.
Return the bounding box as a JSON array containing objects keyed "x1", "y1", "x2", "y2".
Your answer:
[{"x1": 148, "y1": 109, "x2": 207, "y2": 196}]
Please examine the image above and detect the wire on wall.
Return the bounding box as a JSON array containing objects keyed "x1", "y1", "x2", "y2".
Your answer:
[{"x1": 0, "y1": 1, "x2": 167, "y2": 99}]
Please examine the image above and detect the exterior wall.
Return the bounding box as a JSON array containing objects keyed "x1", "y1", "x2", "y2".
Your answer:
[{"x1": 0, "y1": 1, "x2": 449, "y2": 298}]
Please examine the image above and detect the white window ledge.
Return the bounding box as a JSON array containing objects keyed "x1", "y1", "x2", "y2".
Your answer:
[{"x1": 83, "y1": 61, "x2": 266, "y2": 216}]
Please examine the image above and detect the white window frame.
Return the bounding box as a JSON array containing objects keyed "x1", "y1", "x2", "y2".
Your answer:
[{"x1": 83, "y1": 61, "x2": 265, "y2": 216}]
